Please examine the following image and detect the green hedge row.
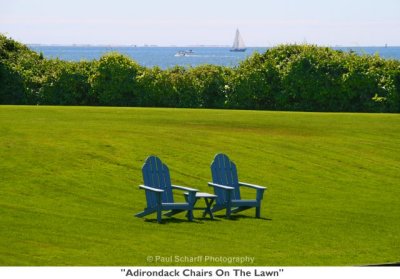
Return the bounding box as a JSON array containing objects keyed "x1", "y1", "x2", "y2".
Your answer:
[{"x1": 1, "y1": 34, "x2": 400, "y2": 112}]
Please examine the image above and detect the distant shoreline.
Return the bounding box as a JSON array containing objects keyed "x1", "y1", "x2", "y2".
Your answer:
[
  {"x1": 27, "y1": 44, "x2": 233, "y2": 48},
  {"x1": 27, "y1": 44, "x2": 400, "y2": 48}
]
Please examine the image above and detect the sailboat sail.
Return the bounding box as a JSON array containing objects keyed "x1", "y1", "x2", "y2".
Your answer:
[{"x1": 231, "y1": 29, "x2": 246, "y2": 52}]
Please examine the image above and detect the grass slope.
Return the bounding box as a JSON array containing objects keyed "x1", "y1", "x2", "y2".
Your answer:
[{"x1": 0, "y1": 106, "x2": 399, "y2": 266}]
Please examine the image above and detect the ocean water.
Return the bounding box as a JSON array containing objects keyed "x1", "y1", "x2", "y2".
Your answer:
[{"x1": 28, "y1": 45, "x2": 400, "y2": 69}]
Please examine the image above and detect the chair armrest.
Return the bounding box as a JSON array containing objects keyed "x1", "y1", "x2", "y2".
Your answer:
[
  {"x1": 171, "y1": 184, "x2": 198, "y2": 192},
  {"x1": 239, "y1": 182, "x2": 266, "y2": 201},
  {"x1": 172, "y1": 185, "x2": 198, "y2": 206},
  {"x1": 208, "y1": 182, "x2": 234, "y2": 191},
  {"x1": 139, "y1": 185, "x2": 164, "y2": 193},
  {"x1": 239, "y1": 182, "x2": 267, "y2": 190}
]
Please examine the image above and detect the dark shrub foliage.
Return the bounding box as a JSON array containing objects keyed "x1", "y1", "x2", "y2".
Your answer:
[{"x1": 41, "y1": 61, "x2": 93, "y2": 105}]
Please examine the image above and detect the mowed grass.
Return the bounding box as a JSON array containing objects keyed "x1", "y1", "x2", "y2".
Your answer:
[{"x1": 0, "y1": 106, "x2": 399, "y2": 266}]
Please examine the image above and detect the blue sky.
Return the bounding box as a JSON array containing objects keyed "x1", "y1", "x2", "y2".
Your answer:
[{"x1": 0, "y1": 0, "x2": 399, "y2": 46}]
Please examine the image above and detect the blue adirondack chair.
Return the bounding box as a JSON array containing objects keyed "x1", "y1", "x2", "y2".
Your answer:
[
  {"x1": 135, "y1": 156, "x2": 198, "y2": 223},
  {"x1": 208, "y1": 153, "x2": 267, "y2": 218}
]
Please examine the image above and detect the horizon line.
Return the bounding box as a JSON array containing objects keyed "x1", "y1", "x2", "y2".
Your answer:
[{"x1": 27, "y1": 43, "x2": 400, "y2": 48}]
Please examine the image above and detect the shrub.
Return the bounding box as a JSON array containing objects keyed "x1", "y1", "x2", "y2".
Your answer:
[
  {"x1": 0, "y1": 62, "x2": 26, "y2": 104},
  {"x1": 187, "y1": 65, "x2": 231, "y2": 108},
  {"x1": 1, "y1": 34, "x2": 400, "y2": 112},
  {"x1": 228, "y1": 52, "x2": 281, "y2": 110},
  {"x1": 40, "y1": 61, "x2": 93, "y2": 105},
  {"x1": 89, "y1": 53, "x2": 142, "y2": 106}
]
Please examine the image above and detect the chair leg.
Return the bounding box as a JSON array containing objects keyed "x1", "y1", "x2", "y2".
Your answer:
[
  {"x1": 156, "y1": 201, "x2": 163, "y2": 223},
  {"x1": 226, "y1": 192, "x2": 232, "y2": 219},
  {"x1": 135, "y1": 209, "x2": 151, "y2": 218},
  {"x1": 156, "y1": 193, "x2": 162, "y2": 223},
  {"x1": 226, "y1": 202, "x2": 232, "y2": 219},
  {"x1": 135, "y1": 208, "x2": 157, "y2": 218},
  {"x1": 256, "y1": 206, "x2": 261, "y2": 218},
  {"x1": 157, "y1": 209, "x2": 162, "y2": 223},
  {"x1": 187, "y1": 210, "x2": 193, "y2": 221}
]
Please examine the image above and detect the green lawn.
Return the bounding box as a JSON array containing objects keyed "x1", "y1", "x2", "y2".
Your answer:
[{"x1": 0, "y1": 106, "x2": 399, "y2": 266}]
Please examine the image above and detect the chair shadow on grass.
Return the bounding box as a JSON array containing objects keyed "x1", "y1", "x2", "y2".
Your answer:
[
  {"x1": 143, "y1": 217, "x2": 221, "y2": 224},
  {"x1": 142, "y1": 214, "x2": 271, "y2": 224},
  {"x1": 143, "y1": 217, "x2": 196, "y2": 224},
  {"x1": 213, "y1": 214, "x2": 272, "y2": 221},
  {"x1": 193, "y1": 217, "x2": 222, "y2": 223}
]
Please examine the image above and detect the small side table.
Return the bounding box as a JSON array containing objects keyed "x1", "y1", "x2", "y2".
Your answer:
[{"x1": 184, "y1": 192, "x2": 217, "y2": 219}]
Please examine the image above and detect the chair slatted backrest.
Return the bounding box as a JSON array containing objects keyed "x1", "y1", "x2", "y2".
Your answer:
[
  {"x1": 142, "y1": 156, "x2": 174, "y2": 207},
  {"x1": 211, "y1": 153, "x2": 241, "y2": 205}
]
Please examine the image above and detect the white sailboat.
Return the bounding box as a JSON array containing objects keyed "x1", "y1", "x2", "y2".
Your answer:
[{"x1": 230, "y1": 29, "x2": 246, "y2": 52}]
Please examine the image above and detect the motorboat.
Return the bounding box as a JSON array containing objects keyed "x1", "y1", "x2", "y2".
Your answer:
[{"x1": 174, "y1": 50, "x2": 194, "y2": 57}]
